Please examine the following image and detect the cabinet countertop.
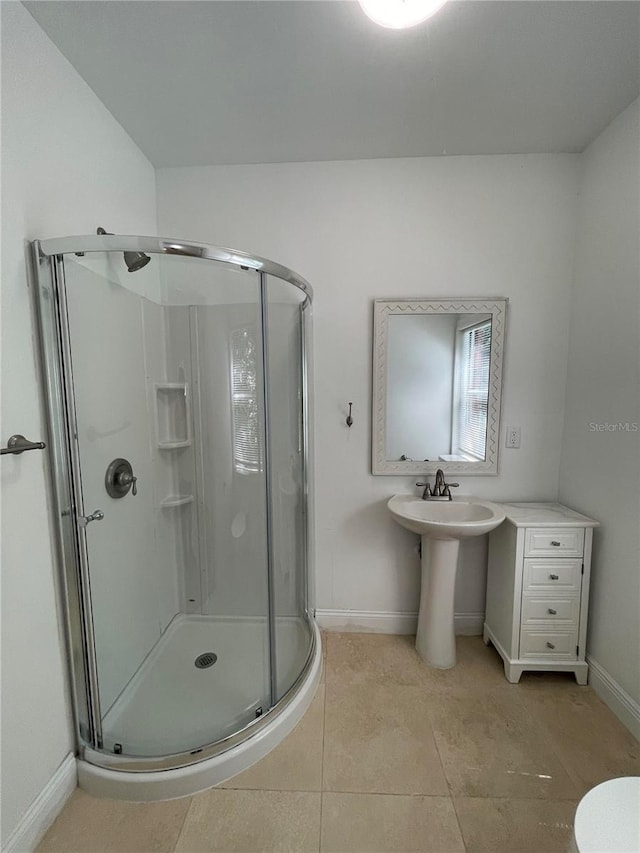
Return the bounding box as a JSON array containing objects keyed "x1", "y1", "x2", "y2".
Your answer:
[{"x1": 498, "y1": 502, "x2": 599, "y2": 528}]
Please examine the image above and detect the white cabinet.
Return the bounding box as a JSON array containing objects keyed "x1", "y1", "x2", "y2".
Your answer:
[{"x1": 484, "y1": 502, "x2": 599, "y2": 685}]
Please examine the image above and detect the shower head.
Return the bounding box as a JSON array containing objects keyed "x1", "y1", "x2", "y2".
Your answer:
[
  {"x1": 123, "y1": 250, "x2": 151, "y2": 273},
  {"x1": 96, "y1": 227, "x2": 151, "y2": 273}
]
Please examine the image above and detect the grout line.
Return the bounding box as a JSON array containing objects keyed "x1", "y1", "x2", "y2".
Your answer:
[
  {"x1": 316, "y1": 789, "x2": 458, "y2": 798},
  {"x1": 220, "y1": 785, "x2": 323, "y2": 793},
  {"x1": 424, "y1": 695, "x2": 454, "y2": 799},
  {"x1": 314, "y1": 789, "x2": 582, "y2": 800},
  {"x1": 171, "y1": 795, "x2": 195, "y2": 852},
  {"x1": 319, "y1": 643, "x2": 327, "y2": 853},
  {"x1": 212, "y1": 784, "x2": 525, "y2": 799},
  {"x1": 448, "y1": 792, "x2": 469, "y2": 852}
]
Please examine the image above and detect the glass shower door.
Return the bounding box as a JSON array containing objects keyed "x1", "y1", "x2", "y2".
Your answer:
[
  {"x1": 264, "y1": 275, "x2": 313, "y2": 700},
  {"x1": 61, "y1": 251, "x2": 272, "y2": 758}
]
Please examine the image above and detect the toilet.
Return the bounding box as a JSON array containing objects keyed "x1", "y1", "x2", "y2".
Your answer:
[{"x1": 571, "y1": 777, "x2": 640, "y2": 853}]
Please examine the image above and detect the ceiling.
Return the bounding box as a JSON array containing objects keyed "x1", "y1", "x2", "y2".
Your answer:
[{"x1": 24, "y1": 0, "x2": 640, "y2": 167}]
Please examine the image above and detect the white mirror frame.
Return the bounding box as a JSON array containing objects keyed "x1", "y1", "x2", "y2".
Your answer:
[{"x1": 372, "y1": 297, "x2": 508, "y2": 476}]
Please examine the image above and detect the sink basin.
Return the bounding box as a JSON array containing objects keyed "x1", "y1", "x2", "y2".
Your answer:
[
  {"x1": 387, "y1": 495, "x2": 506, "y2": 670},
  {"x1": 387, "y1": 495, "x2": 506, "y2": 540}
]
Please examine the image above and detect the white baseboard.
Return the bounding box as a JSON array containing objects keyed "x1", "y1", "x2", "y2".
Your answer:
[
  {"x1": 315, "y1": 609, "x2": 484, "y2": 636},
  {"x1": 4, "y1": 753, "x2": 77, "y2": 853},
  {"x1": 587, "y1": 656, "x2": 640, "y2": 741},
  {"x1": 453, "y1": 612, "x2": 486, "y2": 635}
]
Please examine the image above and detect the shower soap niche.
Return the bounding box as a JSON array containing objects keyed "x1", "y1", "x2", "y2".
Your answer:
[
  {"x1": 155, "y1": 383, "x2": 191, "y2": 449},
  {"x1": 160, "y1": 494, "x2": 194, "y2": 509}
]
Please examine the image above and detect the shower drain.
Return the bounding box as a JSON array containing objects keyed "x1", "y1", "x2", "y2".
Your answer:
[{"x1": 195, "y1": 652, "x2": 217, "y2": 669}]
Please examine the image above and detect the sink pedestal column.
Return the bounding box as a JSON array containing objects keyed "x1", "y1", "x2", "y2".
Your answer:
[{"x1": 416, "y1": 537, "x2": 459, "y2": 669}]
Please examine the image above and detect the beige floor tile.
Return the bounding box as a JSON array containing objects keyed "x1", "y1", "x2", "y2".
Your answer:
[
  {"x1": 221, "y1": 685, "x2": 325, "y2": 791},
  {"x1": 321, "y1": 792, "x2": 465, "y2": 853},
  {"x1": 454, "y1": 796, "x2": 577, "y2": 852},
  {"x1": 175, "y1": 789, "x2": 321, "y2": 852},
  {"x1": 37, "y1": 789, "x2": 191, "y2": 853},
  {"x1": 326, "y1": 632, "x2": 510, "y2": 694},
  {"x1": 325, "y1": 632, "x2": 429, "y2": 687},
  {"x1": 431, "y1": 636, "x2": 515, "y2": 693},
  {"x1": 426, "y1": 690, "x2": 580, "y2": 799},
  {"x1": 517, "y1": 683, "x2": 640, "y2": 795},
  {"x1": 323, "y1": 680, "x2": 449, "y2": 795}
]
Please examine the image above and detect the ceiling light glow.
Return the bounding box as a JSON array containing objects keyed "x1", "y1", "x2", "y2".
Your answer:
[{"x1": 358, "y1": 0, "x2": 448, "y2": 29}]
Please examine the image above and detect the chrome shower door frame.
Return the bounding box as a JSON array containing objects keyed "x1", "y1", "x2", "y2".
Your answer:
[
  {"x1": 31, "y1": 245, "x2": 103, "y2": 751},
  {"x1": 32, "y1": 235, "x2": 316, "y2": 773}
]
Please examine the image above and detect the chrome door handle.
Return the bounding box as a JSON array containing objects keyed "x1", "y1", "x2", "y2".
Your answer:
[
  {"x1": 80, "y1": 509, "x2": 104, "y2": 527},
  {"x1": 0, "y1": 434, "x2": 46, "y2": 455}
]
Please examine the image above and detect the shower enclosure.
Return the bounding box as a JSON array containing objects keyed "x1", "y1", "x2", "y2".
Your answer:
[{"x1": 32, "y1": 234, "x2": 319, "y2": 798}]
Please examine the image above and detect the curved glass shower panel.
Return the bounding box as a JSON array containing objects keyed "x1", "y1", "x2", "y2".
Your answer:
[
  {"x1": 191, "y1": 273, "x2": 274, "y2": 705},
  {"x1": 61, "y1": 251, "x2": 271, "y2": 757},
  {"x1": 264, "y1": 276, "x2": 313, "y2": 700}
]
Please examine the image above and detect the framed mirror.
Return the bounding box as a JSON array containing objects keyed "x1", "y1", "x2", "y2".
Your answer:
[{"x1": 372, "y1": 298, "x2": 507, "y2": 475}]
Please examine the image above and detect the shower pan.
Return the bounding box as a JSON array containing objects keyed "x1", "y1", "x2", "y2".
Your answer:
[{"x1": 32, "y1": 233, "x2": 320, "y2": 800}]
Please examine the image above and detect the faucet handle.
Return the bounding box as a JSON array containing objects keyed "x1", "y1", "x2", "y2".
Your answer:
[{"x1": 416, "y1": 482, "x2": 432, "y2": 498}]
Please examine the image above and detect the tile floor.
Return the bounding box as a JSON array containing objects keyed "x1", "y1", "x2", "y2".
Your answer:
[{"x1": 38, "y1": 633, "x2": 639, "y2": 853}]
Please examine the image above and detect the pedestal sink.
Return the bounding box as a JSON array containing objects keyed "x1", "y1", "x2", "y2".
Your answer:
[{"x1": 388, "y1": 495, "x2": 506, "y2": 669}]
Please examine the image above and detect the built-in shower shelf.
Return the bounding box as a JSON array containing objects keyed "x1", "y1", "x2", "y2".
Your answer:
[
  {"x1": 160, "y1": 494, "x2": 194, "y2": 509},
  {"x1": 155, "y1": 382, "x2": 191, "y2": 449}
]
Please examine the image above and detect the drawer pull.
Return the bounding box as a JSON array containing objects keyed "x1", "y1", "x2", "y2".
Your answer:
[
  {"x1": 546, "y1": 642, "x2": 555, "y2": 649},
  {"x1": 548, "y1": 608, "x2": 557, "y2": 615},
  {"x1": 551, "y1": 541, "x2": 561, "y2": 546},
  {"x1": 549, "y1": 574, "x2": 559, "y2": 580}
]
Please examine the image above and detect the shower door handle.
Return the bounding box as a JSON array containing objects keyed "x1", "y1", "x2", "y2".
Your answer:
[{"x1": 80, "y1": 509, "x2": 104, "y2": 528}]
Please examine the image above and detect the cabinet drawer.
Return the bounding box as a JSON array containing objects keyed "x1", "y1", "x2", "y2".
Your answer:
[
  {"x1": 520, "y1": 630, "x2": 577, "y2": 659},
  {"x1": 524, "y1": 528, "x2": 584, "y2": 557},
  {"x1": 523, "y1": 558, "x2": 582, "y2": 592},
  {"x1": 521, "y1": 596, "x2": 580, "y2": 627}
]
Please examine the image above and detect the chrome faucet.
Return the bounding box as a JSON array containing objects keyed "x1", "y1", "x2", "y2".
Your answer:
[{"x1": 416, "y1": 469, "x2": 459, "y2": 501}]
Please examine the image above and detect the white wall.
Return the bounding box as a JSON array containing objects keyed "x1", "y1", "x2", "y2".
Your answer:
[
  {"x1": 157, "y1": 154, "x2": 580, "y2": 621},
  {"x1": 0, "y1": 2, "x2": 157, "y2": 845},
  {"x1": 559, "y1": 99, "x2": 640, "y2": 710}
]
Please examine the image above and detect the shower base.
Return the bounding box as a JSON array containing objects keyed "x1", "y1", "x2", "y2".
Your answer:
[{"x1": 78, "y1": 617, "x2": 321, "y2": 801}]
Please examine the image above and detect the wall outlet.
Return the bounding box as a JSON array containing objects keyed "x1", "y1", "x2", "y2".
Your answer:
[{"x1": 505, "y1": 426, "x2": 521, "y2": 448}]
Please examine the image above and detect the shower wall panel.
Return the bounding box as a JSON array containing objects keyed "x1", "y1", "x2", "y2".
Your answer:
[
  {"x1": 158, "y1": 306, "x2": 200, "y2": 613},
  {"x1": 195, "y1": 304, "x2": 270, "y2": 619}
]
